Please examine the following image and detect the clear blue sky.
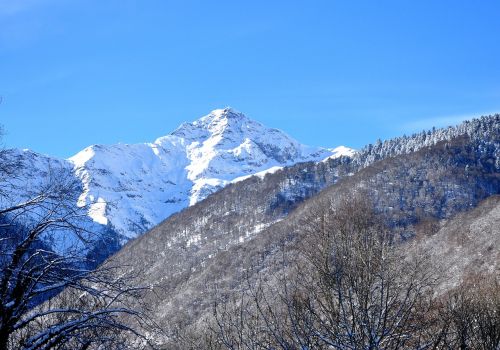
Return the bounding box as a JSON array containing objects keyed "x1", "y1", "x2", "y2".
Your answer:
[{"x1": 1, "y1": 0, "x2": 499, "y2": 158}]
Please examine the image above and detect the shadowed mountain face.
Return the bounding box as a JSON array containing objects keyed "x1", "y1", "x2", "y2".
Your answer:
[{"x1": 107, "y1": 115, "x2": 499, "y2": 346}]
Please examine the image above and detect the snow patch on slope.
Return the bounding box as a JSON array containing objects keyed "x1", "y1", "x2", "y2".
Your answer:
[
  {"x1": 323, "y1": 145, "x2": 357, "y2": 161},
  {"x1": 232, "y1": 166, "x2": 284, "y2": 183}
]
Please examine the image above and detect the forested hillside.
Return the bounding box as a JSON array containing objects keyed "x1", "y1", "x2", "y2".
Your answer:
[{"x1": 106, "y1": 115, "x2": 499, "y2": 348}]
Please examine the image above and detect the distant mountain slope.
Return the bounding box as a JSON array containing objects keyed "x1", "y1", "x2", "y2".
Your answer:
[
  {"x1": 2, "y1": 108, "x2": 350, "y2": 240},
  {"x1": 106, "y1": 114, "x2": 499, "y2": 345}
]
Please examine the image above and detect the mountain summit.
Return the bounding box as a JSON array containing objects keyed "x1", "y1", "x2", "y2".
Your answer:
[{"x1": 63, "y1": 108, "x2": 353, "y2": 238}]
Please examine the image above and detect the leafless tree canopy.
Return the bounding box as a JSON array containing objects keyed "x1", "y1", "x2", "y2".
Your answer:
[
  {"x1": 0, "y1": 135, "x2": 155, "y2": 349},
  {"x1": 197, "y1": 197, "x2": 500, "y2": 350}
]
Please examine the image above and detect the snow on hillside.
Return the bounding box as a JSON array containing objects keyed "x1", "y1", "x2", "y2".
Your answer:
[
  {"x1": 324, "y1": 145, "x2": 357, "y2": 160},
  {"x1": 4, "y1": 108, "x2": 354, "y2": 240}
]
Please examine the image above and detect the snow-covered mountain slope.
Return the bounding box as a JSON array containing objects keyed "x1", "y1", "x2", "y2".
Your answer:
[{"x1": 5, "y1": 108, "x2": 354, "y2": 240}]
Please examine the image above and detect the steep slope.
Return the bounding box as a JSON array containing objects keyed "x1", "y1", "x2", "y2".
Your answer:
[
  {"x1": 2, "y1": 108, "x2": 350, "y2": 241},
  {"x1": 106, "y1": 115, "x2": 499, "y2": 345},
  {"x1": 409, "y1": 195, "x2": 500, "y2": 291}
]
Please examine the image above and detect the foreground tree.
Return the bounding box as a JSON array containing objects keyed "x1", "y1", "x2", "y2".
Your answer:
[
  {"x1": 204, "y1": 196, "x2": 441, "y2": 349},
  {"x1": 0, "y1": 146, "x2": 153, "y2": 349},
  {"x1": 287, "y1": 197, "x2": 441, "y2": 349},
  {"x1": 437, "y1": 274, "x2": 500, "y2": 349}
]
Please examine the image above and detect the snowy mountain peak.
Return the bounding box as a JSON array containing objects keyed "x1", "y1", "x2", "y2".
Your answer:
[
  {"x1": 69, "y1": 145, "x2": 97, "y2": 167},
  {"x1": 203, "y1": 107, "x2": 244, "y2": 121},
  {"x1": 155, "y1": 109, "x2": 342, "y2": 208},
  {"x1": 11, "y1": 108, "x2": 355, "y2": 239},
  {"x1": 169, "y1": 107, "x2": 254, "y2": 141},
  {"x1": 200, "y1": 107, "x2": 246, "y2": 123}
]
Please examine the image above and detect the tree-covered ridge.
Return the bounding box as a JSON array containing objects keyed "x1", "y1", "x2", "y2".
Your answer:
[
  {"x1": 272, "y1": 113, "x2": 499, "y2": 217},
  {"x1": 355, "y1": 114, "x2": 500, "y2": 168}
]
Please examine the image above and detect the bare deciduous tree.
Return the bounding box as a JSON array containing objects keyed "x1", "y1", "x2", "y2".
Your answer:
[
  {"x1": 290, "y1": 197, "x2": 440, "y2": 349},
  {"x1": 202, "y1": 196, "x2": 442, "y2": 349},
  {"x1": 436, "y1": 274, "x2": 500, "y2": 350},
  {"x1": 0, "y1": 133, "x2": 155, "y2": 349}
]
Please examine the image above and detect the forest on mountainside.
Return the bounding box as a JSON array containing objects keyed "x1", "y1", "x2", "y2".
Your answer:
[{"x1": 177, "y1": 196, "x2": 500, "y2": 349}]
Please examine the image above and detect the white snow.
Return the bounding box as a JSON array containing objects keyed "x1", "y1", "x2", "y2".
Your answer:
[
  {"x1": 6, "y1": 107, "x2": 355, "y2": 240},
  {"x1": 231, "y1": 166, "x2": 283, "y2": 183},
  {"x1": 322, "y1": 145, "x2": 357, "y2": 161}
]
